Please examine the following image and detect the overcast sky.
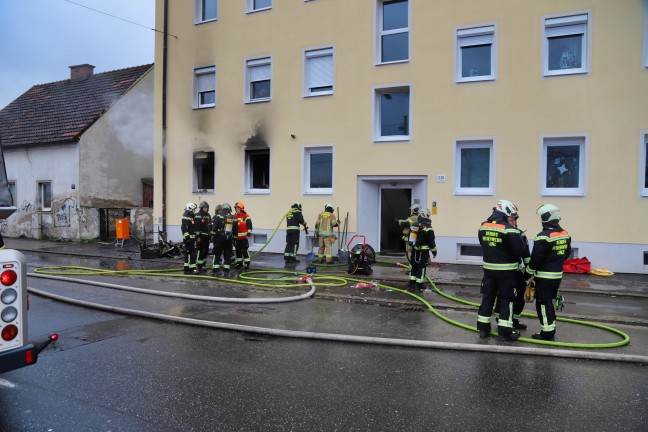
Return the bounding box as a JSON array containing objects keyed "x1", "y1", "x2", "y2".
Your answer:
[{"x1": 0, "y1": 0, "x2": 155, "y2": 109}]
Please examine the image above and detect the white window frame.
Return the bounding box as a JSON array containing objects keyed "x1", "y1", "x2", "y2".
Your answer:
[
  {"x1": 303, "y1": 46, "x2": 335, "y2": 97},
  {"x1": 641, "y1": 130, "x2": 648, "y2": 197},
  {"x1": 194, "y1": 0, "x2": 218, "y2": 24},
  {"x1": 373, "y1": 84, "x2": 411, "y2": 142},
  {"x1": 246, "y1": 0, "x2": 272, "y2": 14},
  {"x1": 244, "y1": 148, "x2": 271, "y2": 195},
  {"x1": 540, "y1": 134, "x2": 588, "y2": 197},
  {"x1": 375, "y1": 0, "x2": 410, "y2": 65},
  {"x1": 303, "y1": 145, "x2": 334, "y2": 195},
  {"x1": 8, "y1": 180, "x2": 16, "y2": 207},
  {"x1": 643, "y1": 0, "x2": 648, "y2": 68},
  {"x1": 542, "y1": 11, "x2": 591, "y2": 77},
  {"x1": 37, "y1": 181, "x2": 52, "y2": 212},
  {"x1": 455, "y1": 24, "x2": 497, "y2": 83},
  {"x1": 194, "y1": 66, "x2": 216, "y2": 109},
  {"x1": 245, "y1": 57, "x2": 272, "y2": 103},
  {"x1": 453, "y1": 138, "x2": 495, "y2": 196}
]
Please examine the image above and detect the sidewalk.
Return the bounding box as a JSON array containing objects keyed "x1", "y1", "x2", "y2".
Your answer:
[{"x1": 6, "y1": 237, "x2": 648, "y2": 298}]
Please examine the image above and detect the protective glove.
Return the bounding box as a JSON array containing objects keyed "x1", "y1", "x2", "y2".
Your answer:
[
  {"x1": 432, "y1": 252, "x2": 437, "y2": 258},
  {"x1": 524, "y1": 279, "x2": 536, "y2": 303},
  {"x1": 246, "y1": 232, "x2": 251, "y2": 238},
  {"x1": 555, "y1": 294, "x2": 565, "y2": 311},
  {"x1": 304, "y1": 227, "x2": 309, "y2": 235}
]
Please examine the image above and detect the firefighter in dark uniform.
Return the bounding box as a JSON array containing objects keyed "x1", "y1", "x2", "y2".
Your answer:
[
  {"x1": 284, "y1": 202, "x2": 308, "y2": 263},
  {"x1": 233, "y1": 202, "x2": 253, "y2": 269},
  {"x1": 211, "y1": 203, "x2": 236, "y2": 276},
  {"x1": 477, "y1": 200, "x2": 528, "y2": 341},
  {"x1": 397, "y1": 203, "x2": 420, "y2": 263},
  {"x1": 526, "y1": 204, "x2": 571, "y2": 341},
  {"x1": 194, "y1": 201, "x2": 212, "y2": 274},
  {"x1": 181, "y1": 203, "x2": 198, "y2": 274},
  {"x1": 408, "y1": 208, "x2": 437, "y2": 290}
]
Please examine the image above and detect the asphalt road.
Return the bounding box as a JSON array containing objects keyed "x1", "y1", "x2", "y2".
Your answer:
[{"x1": 1, "y1": 295, "x2": 647, "y2": 432}]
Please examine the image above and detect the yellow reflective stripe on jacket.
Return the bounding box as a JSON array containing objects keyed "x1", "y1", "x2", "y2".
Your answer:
[
  {"x1": 317, "y1": 212, "x2": 335, "y2": 236},
  {"x1": 535, "y1": 270, "x2": 563, "y2": 279},
  {"x1": 483, "y1": 261, "x2": 519, "y2": 271}
]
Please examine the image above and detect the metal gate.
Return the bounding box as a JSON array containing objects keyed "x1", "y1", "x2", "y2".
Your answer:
[{"x1": 99, "y1": 209, "x2": 129, "y2": 241}]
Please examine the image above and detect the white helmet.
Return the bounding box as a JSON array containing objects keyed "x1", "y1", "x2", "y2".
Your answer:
[
  {"x1": 325, "y1": 203, "x2": 334, "y2": 212},
  {"x1": 185, "y1": 202, "x2": 197, "y2": 212},
  {"x1": 537, "y1": 204, "x2": 561, "y2": 223},
  {"x1": 419, "y1": 208, "x2": 430, "y2": 219},
  {"x1": 495, "y1": 200, "x2": 518, "y2": 217},
  {"x1": 410, "y1": 203, "x2": 420, "y2": 214}
]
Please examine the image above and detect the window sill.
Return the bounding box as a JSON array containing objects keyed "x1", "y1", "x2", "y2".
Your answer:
[
  {"x1": 246, "y1": 7, "x2": 272, "y2": 14},
  {"x1": 245, "y1": 190, "x2": 271, "y2": 195},
  {"x1": 194, "y1": 18, "x2": 218, "y2": 25},
  {"x1": 304, "y1": 92, "x2": 334, "y2": 98},
  {"x1": 194, "y1": 104, "x2": 215, "y2": 110},
  {"x1": 454, "y1": 190, "x2": 493, "y2": 196},
  {"x1": 375, "y1": 59, "x2": 410, "y2": 67},
  {"x1": 245, "y1": 98, "x2": 271, "y2": 104},
  {"x1": 541, "y1": 190, "x2": 586, "y2": 197},
  {"x1": 304, "y1": 190, "x2": 333, "y2": 195},
  {"x1": 373, "y1": 136, "x2": 410, "y2": 143},
  {"x1": 456, "y1": 76, "x2": 495, "y2": 83},
  {"x1": 543, "y1": 69, "x2": 589, "y2": 77},
  {"x1": 192, "y1": 189, "x2": 215, "y2": 195}
]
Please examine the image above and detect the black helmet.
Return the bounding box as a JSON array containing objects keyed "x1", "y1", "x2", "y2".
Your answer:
[
  {"x1": 215, "y1": 204, "x2": 222, "y2": 212},
  {"x1": 292, "y1": 202, "x2": 302, "y2": 210},
  {"x1": 199, "y1": 201, "x2": 209, "y2": 210}
]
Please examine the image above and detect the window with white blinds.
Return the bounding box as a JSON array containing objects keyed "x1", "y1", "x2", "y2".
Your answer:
[
  {"x1": 194, "y1": 66, "x2": 215, "y2": 108},
  {"x1": 304, "y1": 47, "x2": 334, "y2": 96},
  {"x1": 246, "y1": 57, "x2": 271, "y2": 102},
  {"x1": 543, "y1": 13, "x2": 590, "y2": 76},
  {"x1": 456, "y1": 25, "x2": 496, "y2": 82}
]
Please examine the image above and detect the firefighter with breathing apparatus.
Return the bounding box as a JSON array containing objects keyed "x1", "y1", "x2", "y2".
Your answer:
[
  {"x1": 194, "y1": 201, "x2": 212, "y2": 274},
  {"x1": 315, "y1": 204, "x2": 339, "y2": 264},
  {"x1": 211, "y1": 203, "x2": 236, "y2": 276},
  {"x1": 407, "y1": 208, "x2": 437, "y2": 290}
]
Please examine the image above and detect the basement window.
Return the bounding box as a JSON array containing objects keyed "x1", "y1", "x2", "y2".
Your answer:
[
  {"x1": 193, "y1": 151, "x2": 215, "y2": 193},
  {"x1": 458, "y1": 244, "x2": 482, "y2": 260},
  {"x1": 644, "y1": 252, "x2": 648, "y2": 267},
  {"x1": 252, "y1": 234, "x2": 268, "y2": 245}
]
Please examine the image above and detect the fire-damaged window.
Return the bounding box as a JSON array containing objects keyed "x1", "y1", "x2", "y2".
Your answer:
[
  {"x1": 245, "y1": 149, "x2": 270, "y2": 193},
  {"x1": 193, "y1": 151, "x2": 215, "y2": 193}
]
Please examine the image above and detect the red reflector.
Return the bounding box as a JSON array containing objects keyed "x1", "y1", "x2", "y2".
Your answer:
[
  {"x1": 2, "y1": 263, "x2": 14, "y2": 269},
  {"x1": 1, "y1": 324, "x2": 18, "y2": 341},
  {"x1": 50, "y1": 334, "x2": 59, "y2": 341},
  {"x1": 1, "y1": 270, "x2": 17, "y2": 286},
  {"x1": 25, "y1": 349, "x2": 34, "y2": 364}
]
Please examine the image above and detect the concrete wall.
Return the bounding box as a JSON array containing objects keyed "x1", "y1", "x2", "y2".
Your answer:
[{"x1": 154, "y1": 0, "x2": 648, "y2": 273}]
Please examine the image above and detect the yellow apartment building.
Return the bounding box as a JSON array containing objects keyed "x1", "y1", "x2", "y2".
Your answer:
[{"x1": 153, "y1": 0, "x2": 648, "y2": 273}]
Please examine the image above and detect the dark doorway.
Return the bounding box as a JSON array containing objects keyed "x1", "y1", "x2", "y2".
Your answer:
[{"x1": 380, "y1": 188, "x2": 411, "y2": 253}]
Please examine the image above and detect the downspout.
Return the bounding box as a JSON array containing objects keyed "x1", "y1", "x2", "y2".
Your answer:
[{"x1": 161, "y1": 0, "x2": 168, "y2": 234}]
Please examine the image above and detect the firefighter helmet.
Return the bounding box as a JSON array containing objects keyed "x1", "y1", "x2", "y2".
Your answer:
[
  {"x1": 215, "y1": 204, "x2": 222, "y2": 212},
  {"x1": 536, "y1": 204, "x2": 561, "y2": 223},
  {"x1": 185, "y1": 203, "x2": 197, "y2": 212},
  {"x1": 410, "y1": 203, "x2": 420, "y2": 214},
  {"x1": 222, "y1": 203, "x2": 232, "y2": 213},
  {"x1": 419, "y1": 208, "x2": 430, "y2": 219},
  {"x1": 325, "y1": 203, "x2": 334, "y2": 212},
  {"x1": 495, "y1": 200, "x2": 518, "y2": 217},
  {"x1": 234, "y1": 202, "x2": 245, "y2": 211},
  {"x1": 199, "y1": 201, "x2": 209, "y2": 210},
  {"x1": 292, "y1": 202, "x2": 302, "y2": 210}
]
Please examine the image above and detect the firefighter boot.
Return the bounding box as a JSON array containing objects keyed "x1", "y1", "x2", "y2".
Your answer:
[
  {"x1": 532, "y1": 331, "x2": 556, "y2": 341},
  {"x1": 497, "y1": 327, "x2": 520, "y2": 342},
  {"x1": 477, "y1": 322, "x2": 491, "y2": 338},
  {"x1": 512, "y1": 319, "x2": 527, "y2": 330}
]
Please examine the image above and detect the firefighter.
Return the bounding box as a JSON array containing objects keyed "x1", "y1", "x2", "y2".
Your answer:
[
  {"x1": 525, "y1": 204, "x2": 571, "y2": 341},
  {"x1": 315, "y1": 204, "x2": 339, "y2": 264},
  {"x1": 181, "y1": 202, "x2": 198, "y2": 274},
  {"x1": 233, "y1": 202, "x2": 253, "y2": 269},
  {"x1": 408, "y1": 208, "x2": 437, "y2": 290},
  {"x1": 397, "y1": 203, "x2": 420, "y2": 263},
  {"x1": 284, "y1": 202, "x2": 308, "y2": 263},
  {"x1": 211, "y1": 203, "x2": 236, "y2": 276},
  {"x1": 194, "y1": 201, "x2": 212, "y2": 274},
  {"x1": 477, "y1": 200, "x2": 528, "y2": 341}
]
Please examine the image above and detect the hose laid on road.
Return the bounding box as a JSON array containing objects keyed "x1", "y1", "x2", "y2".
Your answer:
[
  {"x1": 32, "y1": 263, "x2": 631, "y2": 351},
  {"x1": 26, "y1": 283, "x2": 648, "y2": 365}
]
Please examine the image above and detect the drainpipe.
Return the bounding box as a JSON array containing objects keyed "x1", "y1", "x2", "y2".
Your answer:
[{"x1": 161, "y1": 0, "x2": 168, "y2": 234}]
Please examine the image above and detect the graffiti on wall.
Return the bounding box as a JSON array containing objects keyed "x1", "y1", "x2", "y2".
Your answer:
[{"x1": 20, "y1": 200, "x2": 32, "y2": 211}]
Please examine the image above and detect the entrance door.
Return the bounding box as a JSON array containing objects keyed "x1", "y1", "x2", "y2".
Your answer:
[{"x1": 380, "y1": 188, "x2": 411, "y2": 252}]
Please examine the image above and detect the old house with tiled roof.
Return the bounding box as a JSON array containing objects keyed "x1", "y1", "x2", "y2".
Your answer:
[{"x1": 0, "y1": 63, "x2": 154, "y2": 241}]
